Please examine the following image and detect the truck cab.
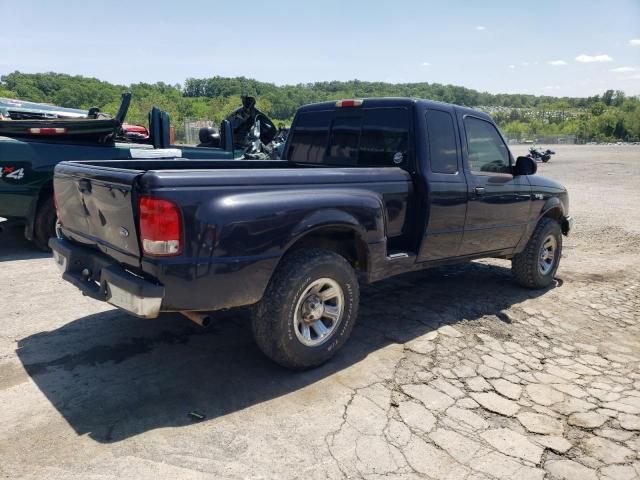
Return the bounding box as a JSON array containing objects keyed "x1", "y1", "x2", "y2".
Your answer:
[{"x1": 284, "y1": 98, "x2": 569, "y2": 273}]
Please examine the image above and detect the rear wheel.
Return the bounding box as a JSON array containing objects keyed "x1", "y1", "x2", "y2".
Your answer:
[
  {"x1": 512, "y1": 218, "x2": 562, "y2": 289},
  {"x1": 251, "y1": 249, "x2": 359, "y2": 370},
  {"x1": 33, "y1": 196, "x2": 56, "y2": 251}
]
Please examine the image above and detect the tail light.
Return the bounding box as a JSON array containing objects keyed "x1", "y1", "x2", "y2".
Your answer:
[{"x1": 138, "y1": 196, "x2": 182, "y2": 256}]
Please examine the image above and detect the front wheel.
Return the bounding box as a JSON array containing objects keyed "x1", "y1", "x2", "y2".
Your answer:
[
  {"x1": 542, "y1": 156, "x2": 551, "y2": 163},
  {"x1": 512, "y1": 218, "x2": 562, "y2": 289},
  {"x1": 251, "y1": 249, "x2": 359, "y2": 370}
]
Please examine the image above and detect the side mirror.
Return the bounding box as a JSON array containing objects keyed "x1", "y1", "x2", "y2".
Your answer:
[{"x1": 514, "y1": 156, "x2": 537, "y2": 176}]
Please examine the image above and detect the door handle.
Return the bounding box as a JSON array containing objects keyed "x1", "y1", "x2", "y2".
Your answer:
[{"x1": 474, "y1": 186, "x2": 485, "y2": 195}]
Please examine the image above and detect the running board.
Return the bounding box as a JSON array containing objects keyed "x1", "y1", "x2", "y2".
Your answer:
[
  {"x1": 387, "y1": 251, "x2": 415, "y2": 261},
  {"x1": 367, "y1": 249, "x2": 418, "y2": 283}
]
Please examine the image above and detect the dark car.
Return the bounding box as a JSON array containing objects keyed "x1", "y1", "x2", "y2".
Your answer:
[{"x1": 50, "y1": 97, "x2": 572, "y2": 369}]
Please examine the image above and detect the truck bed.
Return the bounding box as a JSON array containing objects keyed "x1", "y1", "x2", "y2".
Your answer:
[
  {"x1": 60, "y1": 158, "x2": 408, "y2": 187},
  {"x1": 53, "y1": 158, "x2": 412, "y2": 311}
]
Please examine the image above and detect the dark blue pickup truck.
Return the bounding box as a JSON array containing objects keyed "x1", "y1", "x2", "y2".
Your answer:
[{"x1": 50, "y1": 98, "x2": 572, "y2": 369}]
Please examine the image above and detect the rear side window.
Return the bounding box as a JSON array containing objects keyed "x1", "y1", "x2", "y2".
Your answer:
[
  {"x1": 426, "y1": 110, "x2": 458, "y2": 174},
  {"x1": 287, "y1": 111, "x2": 331, "y2": 163},
  {"x1": 464, "y1": 117, "x2": 510, "y2": 174},
  {"x1": 358, "y1": 108, "x2": 410, "y2": 167}
]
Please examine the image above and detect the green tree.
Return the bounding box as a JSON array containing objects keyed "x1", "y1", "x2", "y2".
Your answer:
[
  {"x1": 590, "y1": 102, "x2": 607, "y2": 116},
  {"x1": 2, "y1": 72, "x2": 638, "y2": 141}
]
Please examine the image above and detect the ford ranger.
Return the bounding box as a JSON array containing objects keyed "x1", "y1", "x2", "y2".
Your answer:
[{"x1": 50, "y1": 98, "x2": 572, "y2": 369}]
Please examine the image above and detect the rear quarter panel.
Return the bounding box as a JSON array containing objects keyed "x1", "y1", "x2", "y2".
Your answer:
[{"x1": 138, "y1": 167, "x2": 410, "y2": 311}]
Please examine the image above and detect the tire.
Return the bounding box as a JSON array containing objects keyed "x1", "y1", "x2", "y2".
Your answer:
[
  {"x1": 33, "y1": 196, "x2": 57, "y2": 251},
  {"x1": 542, "y1": 156, "x2": 550, "y2": 163},
  {"x1": 251, "y1": 248, "x2": 359, "y2": 370},
  {"x1": 512, "y1": 217, "x2": 562, "y2": 289}
]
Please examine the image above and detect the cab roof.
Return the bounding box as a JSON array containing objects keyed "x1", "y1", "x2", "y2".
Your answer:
[{"x1": 296, "y1": 97, "x2": 491, "y2": 121}]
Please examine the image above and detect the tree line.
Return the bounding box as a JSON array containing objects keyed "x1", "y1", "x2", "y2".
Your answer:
[{"x1": 1, "y1": 71, "x2": 638, "y2": 142}]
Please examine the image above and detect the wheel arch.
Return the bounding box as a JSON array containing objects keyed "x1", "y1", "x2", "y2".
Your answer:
[
  {"x1": 539, "y1": 199, "x2": 565, "y2": 224},
  {"x1": 282, "y1": 222, "x2": 371, "y2": 275},
  {"x1": 539, "y1": 198, "x2": 572, "y2": 235},
  {"x1": 514, "y1": 199, "x2": 565, "y2": 254}
]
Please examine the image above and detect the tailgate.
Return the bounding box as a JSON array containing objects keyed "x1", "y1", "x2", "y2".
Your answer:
[{"x1": 54, "y1": 161, "x2": 143, "y2": 266}]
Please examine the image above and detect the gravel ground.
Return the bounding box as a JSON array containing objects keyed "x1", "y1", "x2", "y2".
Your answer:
[{"x1": 0, "y1": 145, "x2": 639, "y2": 480}]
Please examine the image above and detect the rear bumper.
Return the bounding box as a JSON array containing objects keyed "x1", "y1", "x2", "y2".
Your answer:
[{"x1": 50, "y1": 238, "x2": 164, "y2": 318}]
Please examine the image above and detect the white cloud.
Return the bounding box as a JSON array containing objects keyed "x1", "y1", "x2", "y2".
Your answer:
[
  {"x1": 629, "y1": 39, "x2": 640, "y2": 46},
  {"x1": 475, "y1": 26, "x2": 486, "y2": 31},
  {"x1": 548, "y1": 60, "x2": 567, "y2": 66},
  {"x1": 508, "y1": 64, "x2": 516, "y2": 69},
  {"x1": 421, "y1": 62, "x2": 430, "y2": 67},
  {"x1": 521, "y1": 61, "x2": 530, "y2": 67},
  {"x1": 544, "y1": 85, "x2": 560, "y2": 90},
  {"x1": 610, "y1": 66, "x2": 638, "y2": 72},
  {"x1": 575, "y1": 54, "x2": 613, "y2": 63},
  {"x1": 619, "y1": 73, "x2": 640, "y2": 80}
]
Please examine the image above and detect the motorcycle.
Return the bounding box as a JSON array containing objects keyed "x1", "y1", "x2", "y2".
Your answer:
[{"x1": 527, "y1": 146, "x2": 555, "y2": 163}]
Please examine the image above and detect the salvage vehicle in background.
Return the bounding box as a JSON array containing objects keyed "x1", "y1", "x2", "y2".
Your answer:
[
  {"x1": 0, "y1": 93, "x2": 245, "y2": 249},
  {"x1": 528, "y1": 146, "x2": 556, "y2": 163},
  {"x1": 196, "y1": 96, "x2": 279, "y2": 159},
  {"x1": 0, "y1": 97, "x2": 89, "y2": 120},
  {"x1": 0, "y1": 96, "x2": 151, "y2": 139},
  {"x1": 50, "y1": 97, "x2": 572, "y2": 370}
]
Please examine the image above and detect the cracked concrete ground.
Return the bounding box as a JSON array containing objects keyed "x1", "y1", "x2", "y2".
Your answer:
[{"x1": 1, "y1": 145, "x2": 639, "y2": 479}]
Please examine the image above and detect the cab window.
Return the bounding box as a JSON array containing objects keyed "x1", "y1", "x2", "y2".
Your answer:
[
  {"x1": 358, "y1": 108, "x2": 410, "y2": 167},
  {"x1": 464, "y1": 117, "x2": 510, "y2": 174},
  {"x1": 288, "y1": 107, "x2": 410, "y2": 168},
  {"x1": 326, "y1": 116, "x2": 360, "y2": 165}
]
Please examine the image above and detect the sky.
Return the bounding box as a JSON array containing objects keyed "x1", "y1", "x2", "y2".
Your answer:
[{"x1": 1, "y1": 0, "x2": 639, "y2": 98}]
